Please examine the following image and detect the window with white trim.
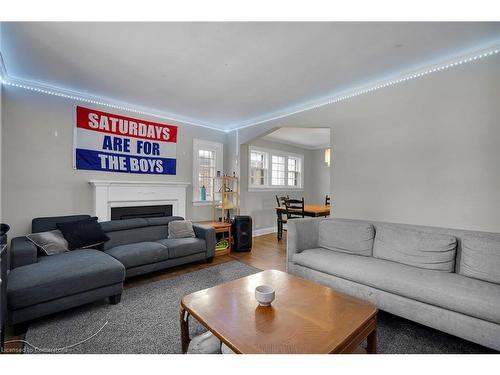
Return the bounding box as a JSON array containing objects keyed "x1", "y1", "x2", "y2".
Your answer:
[
  {"x1": 248, "y1": 146, "x2": 303, "y2": 190},
  {"x1": 250, "y1": 150, "x2": 267, "y2": 186},
  {"x1": 271, "y1": 155, "x2": 286, "y2": 186},
  {"x1": 193, "y1": 139, "x2": 223, "y2": 203},
  {"x1": 287, "y1": 157, "x2": 301, "y2": 187}
]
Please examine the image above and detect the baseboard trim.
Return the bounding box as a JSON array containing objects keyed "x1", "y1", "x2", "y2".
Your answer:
[{"x1": 253, "y1": 226, "x2": 277, "y2": 237}]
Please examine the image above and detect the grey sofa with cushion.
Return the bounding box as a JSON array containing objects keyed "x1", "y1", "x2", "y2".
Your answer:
[
  {"x1": 99, "y1": 216, "x2": 215, "y2": 278},
  {"x1": 7, "y1": 215, "x2": 216, "y2": 326},
  {"x1": 287, "y1": 218, "x2": 500, "y2": 351}
]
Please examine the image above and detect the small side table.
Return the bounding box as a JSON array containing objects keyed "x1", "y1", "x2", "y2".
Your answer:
[{"x1": 196, "y1": 221, "x2": 232, "y2": 256}]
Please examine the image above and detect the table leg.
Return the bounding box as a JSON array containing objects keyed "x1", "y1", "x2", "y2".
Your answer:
[
  {"x1": 180, "y1": 306, "x2": 190, "y2": 353},
  {"x1": 366, "y1": 328, "x2": 377, "y2": 354}
]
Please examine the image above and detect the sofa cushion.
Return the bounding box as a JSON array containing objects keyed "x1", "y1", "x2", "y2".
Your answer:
[
  {"x1": 105, "y1": 227, "x2": 168, "y2": 250},
  {"x1": 102, "y1": 226, "x2": 164, "y2": 250},
  {"x1": 373, "y1": 226, "x2": 457, "y2": 271},
  {"x1": 100, "y1": 217, "x2": 184, "y2": 250},
  {"x1": 104, "y1": 242, "x2": 169, "y2": 269},
  {"x1": 7, "y1": 249, "x2": 125, "y2": 310},
  {"x1": 156, "y1": 238, "x2": 206, "y2": 259},
  {"x1": 57, "y1": 217, "x2": 109, "y2": 250},
  {"x1": 147, "y1": 216, "x2": 184, "y2": 227},
  {"x1": 460, "y1": 236, "x2": 500, "y2": 284},
  {"x1": 26, "y1": 229, "x2": 69, "y2": 256},
  {"x1": 293, "y1": 248, "x2": 500, "y2": 324},
  {"x1": 100, "y1": 218, "x2": 149, "y2": 232},
  {"x1": 57, "y1": 217, "x2": 110, "y2": 250},
  {"x1": 168, "y1": 220, "x2": 196, "y2": 239},
  {"x1": 318, "y1": 220, "x2": 374, "y2": 256}
]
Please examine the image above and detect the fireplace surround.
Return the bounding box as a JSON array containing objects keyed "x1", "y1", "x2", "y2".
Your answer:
[{"x1": 89, "y1": 180, "x2": 190, "y2": 222}]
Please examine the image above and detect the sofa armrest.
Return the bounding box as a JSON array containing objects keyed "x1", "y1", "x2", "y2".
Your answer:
[
  {"x1": 10, "y1": 237, "x2": 38, "y2": 269},
  {"x1": 287, "y1": 218, "x2": 321, "y2": 264},
  {"x1": 193, "y1": 224, "x2": 216, "y2": 258}
]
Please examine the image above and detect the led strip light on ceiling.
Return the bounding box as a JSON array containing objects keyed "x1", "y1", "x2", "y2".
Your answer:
[
  {"x1": 229, "y1": 45, "x2": 500, "y2": 131},
  {"x1": 0, "y1": 73, "x2": 225, "y2": 132},
  {"x1": 1, "y1": 44, "x2": 499, "y2": 133}
]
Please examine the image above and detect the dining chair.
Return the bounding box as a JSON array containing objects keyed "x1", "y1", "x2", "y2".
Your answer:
[
  {"x1": 285, "y1": 197, "x2": 305, "y2": 220},
  {"x1": 275, "y1": 195, "x2": 289, "y2": 207},
  {"x1": 323, "y1": 195, "x2": 331, "y2": 217},
  {"x1": 276, "y1": 195, "x2": 289, "y2": 241}
]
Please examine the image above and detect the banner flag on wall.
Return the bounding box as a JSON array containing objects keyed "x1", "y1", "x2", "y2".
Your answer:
[{"x1": 74, "y1": 106, "x2": 177, "y2": 175}]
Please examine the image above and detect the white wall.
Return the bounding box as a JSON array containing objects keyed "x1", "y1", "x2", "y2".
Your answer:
[
  {"x1": 229, "y1": 54, "x2": 500, "y2": 232},
  {"x1": 1, "y1": 87, "x2": 227, "y2": 237},
  {"x1": 310, "y1": 148, "x2": 330, "y2": 204},
  {"x1": 330, "y1": 56, "x2": 500, "y2": 231}
]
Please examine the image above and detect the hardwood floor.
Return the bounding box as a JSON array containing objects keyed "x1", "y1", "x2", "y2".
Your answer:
[
  {"x1": 229, "y1": 233, "x2": 286, "y2": 272},
  {"x1": 3, "y1": 233, "x2": 286, "y2": 353}
]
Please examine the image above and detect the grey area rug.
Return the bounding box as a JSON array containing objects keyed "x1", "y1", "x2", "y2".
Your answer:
[
  {"x1": 24, "y1": 261, "x2": 495, "y2": 354},
  {"x1": 25, "y1": 261, "x2": 259, "y2": 354}
]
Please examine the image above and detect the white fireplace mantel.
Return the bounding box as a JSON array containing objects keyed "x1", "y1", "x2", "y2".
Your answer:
[{"x1": 89, "y1": 180, "x2": 191, "y2": 221}]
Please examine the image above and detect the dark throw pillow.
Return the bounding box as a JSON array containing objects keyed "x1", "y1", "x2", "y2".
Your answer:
[{"x1": 56, "y1": 217, "x2": 109, "y2": 250}]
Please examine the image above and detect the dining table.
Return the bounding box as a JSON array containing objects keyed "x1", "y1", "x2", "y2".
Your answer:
[
  {"x1": 275, "y1": 204, "x2": 331, "y2": 217},
  {"x1": 275, "y1": 203, "x2": 331, "y2": 240}
]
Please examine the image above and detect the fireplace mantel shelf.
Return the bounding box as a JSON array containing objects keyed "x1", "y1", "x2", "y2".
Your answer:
[
  {"x1": 89, "y1": 180, "x2": 189, "y2": 221},
  {"x1": 89, "y1": 180, "x2": 191, "y2": 187}
]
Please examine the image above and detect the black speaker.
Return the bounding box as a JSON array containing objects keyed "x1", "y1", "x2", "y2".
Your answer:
[{"x1": 232, "y1": 215, "x2": 252, "y2": 252}]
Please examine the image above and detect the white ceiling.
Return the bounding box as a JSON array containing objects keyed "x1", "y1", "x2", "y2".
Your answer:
[
  {"x1": 262, "y1": 127, "x2": 330, "y2": 149},
  {"x1": 1, "y1": 22, "x2": 499, "y2": 130}
]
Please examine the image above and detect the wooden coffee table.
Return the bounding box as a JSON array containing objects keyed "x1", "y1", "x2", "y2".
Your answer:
[{"x1": 180, "y1": 270, "x2": 377, "y2": 354}]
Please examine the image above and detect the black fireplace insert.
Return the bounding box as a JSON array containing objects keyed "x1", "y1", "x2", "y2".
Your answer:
[{"x1": 111, "y1": 205, "x2": 173, "y2": 220}]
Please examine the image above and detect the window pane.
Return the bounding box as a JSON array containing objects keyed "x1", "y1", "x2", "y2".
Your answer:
[
  {"x1": 198, "y1": 149, "x2": 216, "y2": 199},
  {"x1": 251, "y1": 168, "x2": 265, "y2": 185},
  {"x1": 287, "y1": 157, "x2": 300, "y2": 187},
  {"x1": 271, "y1": 155, "x2": 285, "y2": 185},
  {"x1": 250, "y1": 151, "x2": 266, "y2": 186},
  {"x1": 250, "y1": 152, "x2": 265, "y2": 168}
]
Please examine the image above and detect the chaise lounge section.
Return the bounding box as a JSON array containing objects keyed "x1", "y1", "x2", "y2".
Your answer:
[
  {"x1": 7, "y1": 215, "x2": 125, "y2": 326},
  {"x1": 287, "y1": 218, "x2": 500, "y2": 351}
]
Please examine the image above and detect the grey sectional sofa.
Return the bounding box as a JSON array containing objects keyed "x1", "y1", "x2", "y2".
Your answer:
[
  {"x1": 99, "y1": 216, "x2": 215, "y2": 278},
  {"x1": 287, "y1": 218, "x2": 500, "y2": 351},
  {"x1": 7, "y1": 215, "x2": 216, "y2": 326}
]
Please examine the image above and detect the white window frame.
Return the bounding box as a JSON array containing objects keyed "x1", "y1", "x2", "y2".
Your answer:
[
  {"x1": 249, "y1": 149, "x2": 268, "y2": 187},
  {"x1": 287, "y1": 156, "x2": 301, "y2": 188},
  {"x1": 193, "y1": 139, "x2": 223, "y2": 206},
  {"x1": 248, "y1": 146, "x2": 304, "y2": 191},
  {"x1": 271, "y1": 154, "x2": 286, "y2": 187}
]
